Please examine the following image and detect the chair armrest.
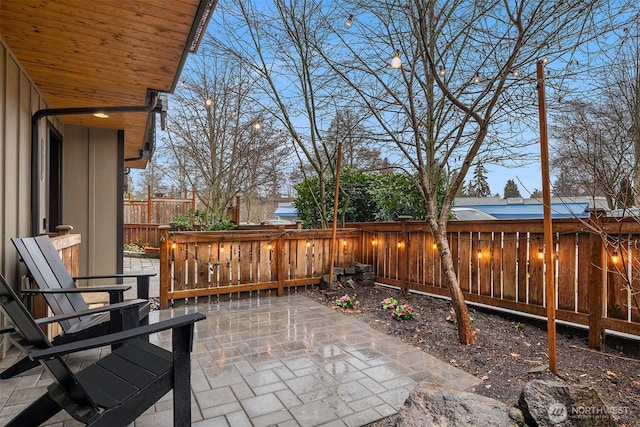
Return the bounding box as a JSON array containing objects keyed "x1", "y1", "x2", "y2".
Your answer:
[
  {"x1": 32, "y1": 299, "x2": 148, "y2": 326},
  {"x1": 30, "y1": 312, "x2": 206, "y2": 359},
  {"x1": 23, "y1": 285, "x2": 132, "y2": 304},
  {"x1": 73, "y1": 273, "x2": 154, "y2": 300},
  {"x1": 72, "y1": 273, "x2": 156, "y2": 280},
  {"x1": 22, "y1": 285, "x2": 132, "y2": 294}
]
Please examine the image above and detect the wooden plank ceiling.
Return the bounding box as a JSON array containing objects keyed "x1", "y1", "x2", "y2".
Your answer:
[{"x1": 0, "y1": 0, "x2": 214, "y2": 168}]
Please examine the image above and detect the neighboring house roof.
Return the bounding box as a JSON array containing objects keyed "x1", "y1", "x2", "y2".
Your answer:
[
  {"x1": 274, "y1": 203, "x2": 298, "y2": 219},
  {"x1": 454, "y1": 196, "x2": 609, "y2": 219},
  {"x1": 0, "y1": 0, "x2": 216, "y2": 169}
]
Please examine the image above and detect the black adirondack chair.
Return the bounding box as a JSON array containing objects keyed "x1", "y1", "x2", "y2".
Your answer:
[
  {"x1": 0, "y1": 273, "x2": 205, "y2": 426},
  {"x1": 1, "y1": 235, "x2": 155, "y2": 379}
]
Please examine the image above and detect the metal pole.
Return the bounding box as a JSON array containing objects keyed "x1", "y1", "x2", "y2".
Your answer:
[
  {"x1": 537, "y1": 59, "x2": 557, "y2": 373},
  {"x1": 328, "y1": 142, "x2": 343, "y2": 290}
]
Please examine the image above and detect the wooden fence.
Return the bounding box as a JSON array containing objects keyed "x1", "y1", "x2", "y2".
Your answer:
[
  {"x1": 124, "y1": 185, "x2": 195, "y2": 225},
  {"x1": 158, "y1": 216, "x2": 640, "y2": 348},
  {"x1": 159, "y1": 226, "x2": 360, "y2": 309},
  {"x1": 123, "y1": 224, "x2": 161, "y2": 248},
  {"x1": 355, "y1": 216, "x2": 640, "y2": 347},
  {"x1": 124, "y1": 187, "x2": 194, "y2": 247}
]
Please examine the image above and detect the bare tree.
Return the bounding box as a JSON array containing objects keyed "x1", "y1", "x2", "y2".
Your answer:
[
  {"x1": 551, "y1": 99, "x2": 633, "y2": 208},
  {"x1": 210, "y1": 0, "x2": 354, "y2": 228},
  {"x1": 208, "y1": 0, "x2": 635, "y2": 344},
  {"x1": 325, "y1": 109, "x2": 386, "y2": 172},
  {"x1": 134, "y1": 157, "x2": 170, "y2": 198},
  {"x1": 320, "y1": 0, "x2": 634, "y2": 344},
  {"x1": 163, "y1": 41, "x2": 289, "y2": 221},
  {"x1": 551, "y1": 21, "x2": 640, "y2": 209}
]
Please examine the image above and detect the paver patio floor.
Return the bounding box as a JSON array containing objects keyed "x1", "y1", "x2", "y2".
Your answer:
[{"x1": 0, "y1": 257, "x2": 481, "y2": 426}]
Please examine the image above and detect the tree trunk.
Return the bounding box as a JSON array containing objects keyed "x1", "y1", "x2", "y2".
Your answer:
[{"x1": 434, "y1": 228, "x2": 477, "y2": 345}]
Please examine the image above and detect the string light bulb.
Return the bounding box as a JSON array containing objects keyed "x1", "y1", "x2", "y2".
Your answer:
[
  {"x1": 477, "y1": 247, "x2": 482, "y2": 259},
  {"x1": 344, "y1": 14, "x2": 353, "y2": 29},
  {"x1": 390, "y1": 50, "x2": 402, "y2": 69},
  {"x1": 205, "y1": 98, "x2": 213, "y2": 107},
  {"x1": 439, "y1": 66, "x2": 446, "y2": 76},
  {"x1": 306, "y1": 239, "x2": 311, "y2": 248},
  {"x1": 220, "y1": 243, "x2": 224, "y2": 253},
  {"x1": 253, "y1": 121, "x2": 262, "y2": 131},
  {"x1": 511, "y1": 69, "x2": 520, "y2": 77},
  {"x1": 268, "y1": 242, "x2": 273, "y2": 251},
  {"x1": 612, "y1": 247, "x2": 620, "y2": 264},
  {"x1": 473, "y1": 73, "x2": 480, "y2": 84},
  {"x1": 538, "y1": 246, "x2": 544, "y2": 260},
  {"x1": 343, "y1": 238, "x2": 347, "y2": 247},
  {"x1": 371, "y1": 237, "x2": 378, "y2": 246}
]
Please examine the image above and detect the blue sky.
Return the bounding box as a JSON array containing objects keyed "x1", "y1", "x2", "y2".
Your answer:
[
  {"x1": 149, "y1": 1, "x2": 632, "y2": 200},
  {"x1": 489, "y1": 164, "x2": 542, "y2": 197}
]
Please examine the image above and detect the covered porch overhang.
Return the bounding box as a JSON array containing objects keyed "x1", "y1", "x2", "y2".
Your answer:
[
  {"x1": 0, "y1": 0, "x2": 217, "y2": 238},
  {"x1": 1, "y1": 0, "x2": 215, "y2": 167}
]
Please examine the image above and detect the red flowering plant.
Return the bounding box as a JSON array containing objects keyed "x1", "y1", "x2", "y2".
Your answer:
[
  {"x1": 336, "y1": 294, "x2": 355, "y2": 309},
  {"x1": 380, "y1": 297, "x2": 398, "y2": 309},
  {"x1": 391, "y1": 303, "x2": 416, "y2": 321}
]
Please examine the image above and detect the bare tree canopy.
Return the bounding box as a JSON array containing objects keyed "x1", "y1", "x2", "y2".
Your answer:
[
  {"x1": 163, "y1": 42, "x2": 290, "y2": 222},
  {"x1": 319, "y1": 0, "x2": 636, "y2": 343},
  {"x1": 551, "y1": 19, "x2": 640, "y2": 209},
  {"x1": 204, "y1": 0, "x2": 637, "y2": 344}
]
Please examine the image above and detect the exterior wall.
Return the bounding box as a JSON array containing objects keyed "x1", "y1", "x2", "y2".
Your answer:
[
  {"x1": 0, "y1": 37, "x2": 52, "y2": 357},
  {"x1": 2, "y1": 36, "x2": 122, "y2": 288},
  {"x1": 0, "y1": 38, "x2": 49, "y2": 285},
  {"x1": 63, "y1": 125, "x2": 120, "y2": 280}
]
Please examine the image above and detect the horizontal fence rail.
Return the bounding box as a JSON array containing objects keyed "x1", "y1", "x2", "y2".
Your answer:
[{"x1": 159, "y1": 226, "x2": 360, "y2": 309}]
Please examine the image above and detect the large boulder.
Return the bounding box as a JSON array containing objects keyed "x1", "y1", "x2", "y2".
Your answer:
[
  {"x1": 392, "y1": 382, "x2": 524, "y2": 427},
  {"x1": 517, "y1": 379, "x2": 617, "y2": 427}
]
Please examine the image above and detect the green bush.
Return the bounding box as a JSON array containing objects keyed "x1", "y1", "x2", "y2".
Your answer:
[{"x1": 169, "y1": 209, "x2": 237, "y2": 231}]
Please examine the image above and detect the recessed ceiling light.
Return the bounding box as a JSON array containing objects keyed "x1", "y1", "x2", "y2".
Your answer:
[{"x1": 94, "y1": 112, "x2": 109, "y2": 119}]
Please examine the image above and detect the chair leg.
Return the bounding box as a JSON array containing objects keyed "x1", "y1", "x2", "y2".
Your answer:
[
  {"x1": 0, "y1": 356, "x2": 40, "y2": 379},
  {"x1": 6, "y1": 392, "x2": 61, "y2": 426},
  {"x1": 173, "y1": 324, "x2": 194, "y2": 427}
]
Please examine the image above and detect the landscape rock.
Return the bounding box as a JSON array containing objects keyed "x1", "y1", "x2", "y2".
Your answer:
[
  {"x1": 517, "y1": 379, "x2": 617, "y2": 427},
  {"x1": 391, "y1": 382, "x2": 523, "y2": 427},
  {"x1": 354, "y1": 262, "x2": 373, "y2": 273},
  {"x1": 320, "y1": 273, "x2": 337, "y2": 287}
]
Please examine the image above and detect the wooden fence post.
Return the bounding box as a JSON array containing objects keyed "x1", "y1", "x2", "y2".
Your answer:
[
  {"x1": 277, "y1": 226, "x2": 286, "y2": 296},
  {"x1": 147, "y1": 184, "x2": 152, "y2": 223},
  {"x1": 398, "y1": 216, "x2": 412, "y2": 295},
  {"x1": 159, "y1": 225, "x2": 171, "y2": 309},
  {"x1": 588, "y1": 224, "x2": 605, "y2": 349}
]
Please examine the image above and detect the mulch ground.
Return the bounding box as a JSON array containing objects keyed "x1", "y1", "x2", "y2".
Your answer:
[{"x1": 304, "y1": 282, "x2": 640, "y2": 426}]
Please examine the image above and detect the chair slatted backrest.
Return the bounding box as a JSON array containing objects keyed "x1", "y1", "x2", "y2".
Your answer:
[
  {"x1": 0, "y1": 273, "x2": 96, "y2": 409},
  {"x1": 12, "y1": 236, "x2": 87, "y2": 330}
]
